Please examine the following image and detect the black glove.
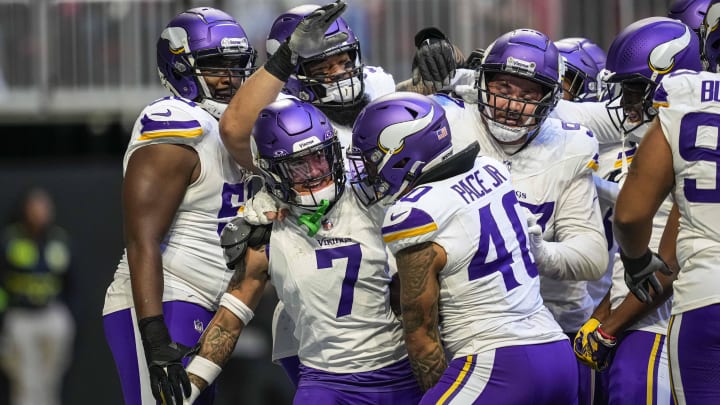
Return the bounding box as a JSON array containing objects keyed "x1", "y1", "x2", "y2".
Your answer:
[
  {"x1": 620, "y1": 249, "x2": 673, "y2": 303},
  {"x1": 412, "y1": 27, "x2": 457, "y2": 92},
  {"x1": 464, "y1": 48, "x2": 486, "y2": 70},
  {"x1": 139, "y1": 315, "x2": 196, "y2": 404},
  {"x1": 265, "y1": 1, "x2": 348, "y2": 81}
]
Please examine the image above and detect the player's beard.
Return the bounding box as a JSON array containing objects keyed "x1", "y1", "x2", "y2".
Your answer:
[{"x1": 320, "y1": 95, "x2": 371, "y2": 127}]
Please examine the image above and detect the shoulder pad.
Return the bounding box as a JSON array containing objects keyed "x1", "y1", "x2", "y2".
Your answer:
[
  {"x1": 543, "y1": 118, "x2": 600, "y2": 174},
  {"x1": 221, "y1": 217, "x2": 272, "y2": 270}
]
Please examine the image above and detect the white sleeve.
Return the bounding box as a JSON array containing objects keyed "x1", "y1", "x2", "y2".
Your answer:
[
  {"x1": 539, "y1": 172, "x2": 608, "y2": 281},
  {"x1": 593, "y1": 174, "x2": 619, "y2": 206},
  {"x1": 552, "y1": 100, "x2": 621, "y2": 145}
]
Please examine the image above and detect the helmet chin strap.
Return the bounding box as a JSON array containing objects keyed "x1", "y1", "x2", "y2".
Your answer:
[
  {"x1": 297, "y1": 199, "x2": 330, "y2": 236},
  {"x1": 199, "y1": 99, "x2": 228, "y2": 119}
]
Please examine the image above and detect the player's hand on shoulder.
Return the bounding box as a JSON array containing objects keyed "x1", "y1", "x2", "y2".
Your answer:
[{"x1": 243, "y1": 187, "x2": 289, "y2": 225}]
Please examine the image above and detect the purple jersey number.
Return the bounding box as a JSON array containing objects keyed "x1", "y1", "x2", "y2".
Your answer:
[
  {"x1": 216, "y1": 181, "x2": 251, "y2": 235},
  {"x1": 316, "y1": 244, "x2": 362, "y2": 317},
  {"x1": 468, "y1": 190, "x2": 538, "y2": 290},
  {"x1": 678, "y1": 111, "x2": 720, "y2": 203},
  {"x1": 519, "y1": 201, "x2": 555, "y2": 232}
]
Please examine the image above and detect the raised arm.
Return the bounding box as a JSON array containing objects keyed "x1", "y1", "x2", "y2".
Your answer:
[{"x1": 219, "y1": 0, "x2": 348, "y2": 170}]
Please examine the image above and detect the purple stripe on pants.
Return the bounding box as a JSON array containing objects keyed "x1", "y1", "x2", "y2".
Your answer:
[
  {"x1": 421, "y1": 340, "x2": 578, "y2": 405},
  {"x1": 602, "y1": 330, "x2": 672, "y2": 405},
  {"x1": 669, "y1": 304, "x2": 720, "y2": 404}
]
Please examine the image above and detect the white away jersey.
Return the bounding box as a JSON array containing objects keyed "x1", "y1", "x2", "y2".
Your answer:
[
  {"x1": 103, "y1": 96, "x2": 252, "y2": 315},
  {"x1": 433, "y1": 94, "x2": 607, "y2": 332},
  {"x1": 267, "y1": 190, "x2": 406, "y2": 373},
  {"x1": 382, "y1": 156, "x2": 567, "y2": 359},
  {"x1": 654, "y1": 70, "x2": 720, "y2": 314}
]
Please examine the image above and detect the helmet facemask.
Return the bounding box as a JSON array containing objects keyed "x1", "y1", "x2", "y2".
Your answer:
[
  {"x1": 477, "y1": 72, "x2": 558, "y2": 144},
  {"x1": 259, "y1": 139, "x2": 346, "y2": 211},
  {"x1": 604, "y1": 76, "x2": 657, "y2": 137},
  {"x1": 156, "y1": 9, "x2": 256, "y2": 118},
  {"x1": 294, "y1": 47, "x2": 365, "y2": 110},
  {"x1": 347, "y1": 145, "x2": 395, "y2": 207}
]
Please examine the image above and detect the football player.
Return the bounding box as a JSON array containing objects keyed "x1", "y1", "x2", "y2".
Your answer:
[
  {"x1": 219, "y1": 0, "x2": 401, "y2": 385},
  {"x1": 101, "y1": 7, "x2": 257, "y2": 405},
  {"x1": 349, "y1": 91, "x2": 577, "y2": 404},
  {"x1": 183, "y1": 98, "x2": 423, "y2": 404},
  {"x1": 573, "y1": 16, "x2": 703, "y2": 405},
  {"x1": 609, "y1": 4, "x2": 720, "y2": 403},
  {"x1": 411, "y1": 28, "x2": 608, "y2": 403}
]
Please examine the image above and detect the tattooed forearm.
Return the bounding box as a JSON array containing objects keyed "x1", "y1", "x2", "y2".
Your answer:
[
  {"x1": 197, "y1": 323, "x2": 240, "y2": 366},
  {"x1": 409, "y1": 341, "x2": 447, "y2": 391},
  {"x1": 396, "y1": 242, "x2": 446, "y2": 390},
  {"x1": 187, "y1": 320, "x2": 240, "y2": 390},
  {"x1": 397, "y1": 242, "x2": 437, "y2": 334}
]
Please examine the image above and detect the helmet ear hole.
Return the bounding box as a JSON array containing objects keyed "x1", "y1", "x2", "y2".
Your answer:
[{"x1": 393, "y1": 157, "x2": 410, "y2": 169}]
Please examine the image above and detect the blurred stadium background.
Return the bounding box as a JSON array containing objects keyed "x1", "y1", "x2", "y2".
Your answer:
[{"x1": 0, "y1": 0, "x2": 672, "y2": 403}]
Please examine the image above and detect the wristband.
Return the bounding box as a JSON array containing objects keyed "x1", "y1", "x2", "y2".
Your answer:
[
  {"x1": 264, "y1": 42, "x2": 296, "y2": 82},
  {"x1": 186, "y1": 356, "x2": 222, "y2": 386},
  {"x1": 219, "y1": 293, "x2": 254, "y2": 325},
  {"x1": 137, "y1": 315, "x2": 170, "y2": 348},
  {"x1": 596, "y1": 326, "x2": 616, "y2": 342},
  {"x1": 619, "y1": 248, "x2": 652, "y2": 268}
]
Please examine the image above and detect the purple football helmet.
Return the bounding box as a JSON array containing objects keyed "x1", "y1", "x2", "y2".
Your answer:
[
  {"x1": 558, "y1": 37, "x2": 607, "y2": 100},
  {"x1": 555, "y1": 40, "x2": 601, "y2": 102},
  {"x1": 266, "y1": 4, "x2": 364, "y2": 109},
  {"x1": 605, "y1": 17, "x2": 703, "y2": 135},
  {"x1": 561, "y1": 37, "x2": 607, "y2": 71},
  {"x1": 156, "y1": 7, "x2": 256, "y2": 117},
  {"x1": 702, "y1": 0, "x2": 720, "y2": 72},
  {"x1": 476, "y1": 29, "x2": 563, "y2": 144},
  {"x1": 253, "y1": 98, "x2": 344, "y2": 209},
  {"x1": 668, "y1": 0, "x2": 712, "y2": 33},
  {"x1": 348, "y1": 92, "x2": 453, "y2": 206}
]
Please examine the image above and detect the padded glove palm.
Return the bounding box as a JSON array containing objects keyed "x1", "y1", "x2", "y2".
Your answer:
[
  {"x1": 411, "y1": 27, "x2": 457, "y2": 92},
  {"x1": 288, "y1": 0, "x2": 349, "y2": 61}
]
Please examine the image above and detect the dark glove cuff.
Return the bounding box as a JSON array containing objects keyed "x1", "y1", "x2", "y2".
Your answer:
[
  {"x1": 619, "y1": 248, "x2": 652, "y2": 269},
  {"x1": 414, "y1": 27, "x2": 448, "y2": 47},
  {"x1": 138, "y1": 315, "x2": 171, "y2": 349},
  {"x1": 265, "y1": 42, "x2": 295, "y2": 82}
]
